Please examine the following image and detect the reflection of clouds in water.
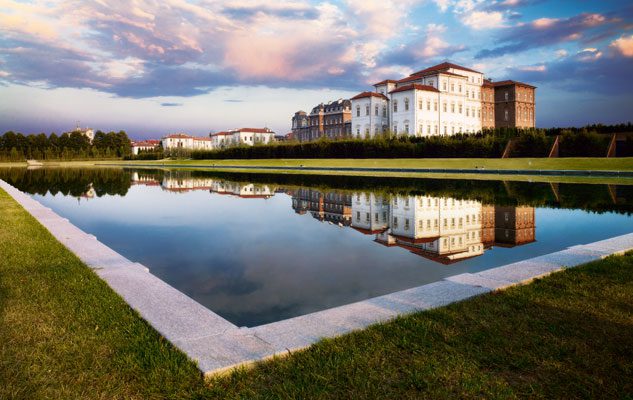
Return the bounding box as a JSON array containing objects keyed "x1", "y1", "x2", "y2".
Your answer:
[{"x1": 27, "y1": 171, "x2": 633, "y2": 327}]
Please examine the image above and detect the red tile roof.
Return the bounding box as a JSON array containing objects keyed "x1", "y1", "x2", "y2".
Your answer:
[
  {"x1": 372, "y1": 79, "x2": 398, "y2": 86},
  {"x1": 234, "y1": 128, "x2": 273, "y2": 133},
  {"x1": 491, "y1": 80, "x2": 537, "y2": 89},
  {"x1": 131, "y1": 140, "x2": 160, "y2": 146},
  {"x1": 396, "y1": 75, "x2": 421, "y2": 84},
  {"x1": 351, "y1": 226, "x2": 388, "y2": 235},
  {"x1": 210, "y1": 131, "x2": 233, "y2": 137},
  {"x1": 193, "y1": 137, "x2": 212, "y2": 141},
  {"x1": 164, "y1": 133, "x2": 191, "y2": 139},
  {"x1": 350, "y1": 91, "x2": 389, "y2": 101},
  {"x1": 436, "y1": 71, "x2": 468, "y2": 78},
  {"x1": 410, "y1": 62, "x2": 482, "y2": 76},
  {"x1": 389, "y1": 83, "x2": 439, "y2": 94}
]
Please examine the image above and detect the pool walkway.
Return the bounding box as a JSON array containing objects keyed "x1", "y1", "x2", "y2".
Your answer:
[{"x1": 2, "y1": 178, "x2": 633, "y2": 376}]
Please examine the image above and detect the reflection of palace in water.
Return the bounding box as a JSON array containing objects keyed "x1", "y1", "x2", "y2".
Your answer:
[
  {"x1": 350, "y1": 193, "x2": 535, "y2": 264},
  {"x1": 131, "y1": 172, "x2": 275, "y2": 198},
  {"x1": 289, "y1": 188, "x2": 352, "y2": 225},
  {"x1": 130, "y1": 172, "x2": 536, "y2": 264}
]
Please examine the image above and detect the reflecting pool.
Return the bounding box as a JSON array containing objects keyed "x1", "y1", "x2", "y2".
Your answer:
[{"x1": 1, "y1": 167, "x2": 631, "y2": 326}]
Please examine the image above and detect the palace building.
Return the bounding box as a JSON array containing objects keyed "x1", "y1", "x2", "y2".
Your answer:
[
  {"x1": 292, "y1": 99, "x2": 352, "y2": 142},
  {"x1": 350, "y1": 62, "x2": 536, "y2": 138}
]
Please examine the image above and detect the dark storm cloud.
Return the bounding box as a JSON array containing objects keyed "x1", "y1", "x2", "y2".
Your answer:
[{"x1": 476, "y1": 6, "x2": 633, "y2": 59}]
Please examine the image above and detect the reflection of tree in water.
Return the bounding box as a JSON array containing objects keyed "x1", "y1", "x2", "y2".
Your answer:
[
  {"x1": 0, "y1": 168, "x2": 133, "y2": 198},
  {"x1": 179, "y1": 170, "x2": 633, "y2": 215},
  {"x1": 0, "y1": 167, "x2": 631, "y2": 214}
]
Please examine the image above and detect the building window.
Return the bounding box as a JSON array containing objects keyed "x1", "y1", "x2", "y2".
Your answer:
[
  {"x1": 418, "y1": 99, "x2": 423, "y2": 110},
  {"x1": 451, "y1": 103, "x2": 455, "y2": 113},
  {"x1": 443, "y1": 102, "x2": 447, "y2": 112},
  {"x1": 365, "y1": 104, "x2": 370, "y2": 116},
  {"x1": 458, "y1": 84, "x2": 462, "y2": 93},
  {"x1": 451, "y1": 83, "x2": 454, "y2": 92},
  {"x1": 405, "y1": 124, "x2": 409, "y2": 134},
  {"x1": 375, "y1": 104, "x2": 379, "y2": 116},
  {"x1": 404, "y1": 98, "x2": 409, "y2": 111},
  {"x1": 393, "y1": 100, "x2": 398, "y2": 113},
  {"x1": 459, "y1": 104, "x2": 462, "y2": 114},
  {"x1": 434, "y1": 102, "x2": 438, "y2": 111},
  {"x1": 505, "y1": 91, "x2": 509, "y2": 101},
  {"x1": 382, "y1": 105, "x2": 387, "y2": 117},
  {"x1": 356, "y1": 106, "x2": 360, "y2": 117},
  {"x1": 443, "y1": 81, "x2": 447, "y2": 91},
  {"x1": 427, "y1": 100, "x2": 430, "y2": 111},
  {"x1": 504, "y1": 109, "x2": 509, "y2": 121}
]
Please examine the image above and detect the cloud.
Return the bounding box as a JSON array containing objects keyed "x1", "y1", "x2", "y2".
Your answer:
[
  {"x1": 380, "y1": 23, "x2": 466, "y2": 67},
  {"x1": 161, "y1": 102, "x2": 183, "y2": 107},
  {"x1": 504, "y1": 49, "x2": 633, "y2": 95},
  {"x1": 0, "y1": 0, "x2": 371, "y2": 97},
  {"x1": 476, "y1": 7, "x2": 633, "y2": 58},
  {"x1": 610, "y1": 34, "x2": 633, "y2": 57},
  {"x1": 461, "y1": 11, "x2": 505, "y2": 30}
]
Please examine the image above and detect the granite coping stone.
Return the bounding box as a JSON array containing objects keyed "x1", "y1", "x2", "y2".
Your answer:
[
  {"x1": 2, "y1": 178, "x2": 633, "y2": 377},
  {"x1": 446, "y1": 273, "x2": 514, "y2": 290}
]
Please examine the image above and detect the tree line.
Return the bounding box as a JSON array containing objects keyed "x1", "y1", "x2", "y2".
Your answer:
[{"x1": 0, "y1": 130, "x2": 132, "y2": 161}]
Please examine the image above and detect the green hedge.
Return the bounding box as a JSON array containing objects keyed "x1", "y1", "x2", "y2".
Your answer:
[{"x1": 191, "y1": 133, "x2": 510, "y2": 160}]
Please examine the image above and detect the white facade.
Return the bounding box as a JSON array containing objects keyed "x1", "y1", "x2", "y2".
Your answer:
[
  {"x1": 355, "y1": 192, "x2": 486, "y2": 263},
  {"x1": 131, "y1": 140, "x2": 160, "y2": 155},
  {"x1": 350, "y1": 92, "x2": 390, "y2": 138},
  {"x1": 210, "y1": 128, "x2": 276, "y2": 148},
  {"x1": 162, "y1": 134, "x2": 194, "y2": 150},
  {"x1": 351, "y1": 193, "x2": 390, "y2": 233},
  {"x1": 161, "y1": 134, "x2": 214, "y2": 151},
  {"x1": 211, "y1": 180, "x2": 274, "y2": 198},
  {"x1": 351, "y1": 63, "x2": 486, "y2": 138}
]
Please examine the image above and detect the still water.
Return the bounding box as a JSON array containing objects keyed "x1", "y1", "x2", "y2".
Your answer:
[{"x1": 1, "y1": 168, "x2": 631, "y2": 326}]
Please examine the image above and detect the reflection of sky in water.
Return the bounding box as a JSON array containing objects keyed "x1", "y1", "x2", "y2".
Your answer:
[{"x1": 32, "y1": 183, "x2": 633, "y2": 327}]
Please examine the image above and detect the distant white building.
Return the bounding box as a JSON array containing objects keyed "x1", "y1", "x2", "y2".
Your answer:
[
  {"x1": 209, "y1": 128, "x2": 275, "y2": 149},
  {"x1": 349, "y1": 92, "x2": 390, "y2": 138},
  {"x1": 161, "y1": 133, "x2": 214, "y2": 151},
  {"x1": 67, "y1": 126, "x2": 95, "y2": 143},
  {"x1": 131, "y1": 140, "x2": 160, "y2": 155}
]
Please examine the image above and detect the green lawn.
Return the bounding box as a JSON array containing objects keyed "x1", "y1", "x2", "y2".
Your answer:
[
  {"x1": 1, "y1": 186, "x2": 632, "y2": 399},
  {"x1": 106, "y1": 157, "x2": 633, "y2": 171}
]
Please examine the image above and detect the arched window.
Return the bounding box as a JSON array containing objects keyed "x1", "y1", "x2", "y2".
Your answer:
[
  {"x1": 356, "y1": 105, "x2": 360, "y2": 117},
  {"x1": 504, "y1": 109, "x2": 509, "y2": 121}
]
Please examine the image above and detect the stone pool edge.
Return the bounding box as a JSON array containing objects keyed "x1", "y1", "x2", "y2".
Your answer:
[{"x1": 2, "y1": 178, "x2": 632, "y2": 377}]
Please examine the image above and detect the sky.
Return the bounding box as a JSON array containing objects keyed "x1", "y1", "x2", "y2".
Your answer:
[{"x1": 0, "y1": 0, "x2": 632, "y2": 140}]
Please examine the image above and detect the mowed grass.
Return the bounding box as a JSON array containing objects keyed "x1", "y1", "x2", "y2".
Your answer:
[
  {"x1": 1, "y1": 186, "x2": 633, "y2": 399},
  {"x1": 107, "y1": 157, "x2": 633, "y2": 171}
]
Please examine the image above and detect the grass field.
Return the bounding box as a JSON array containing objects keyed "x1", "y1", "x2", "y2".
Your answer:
[{"x1": 1, "y1": 186, "x2": 632, "y2": 399}]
